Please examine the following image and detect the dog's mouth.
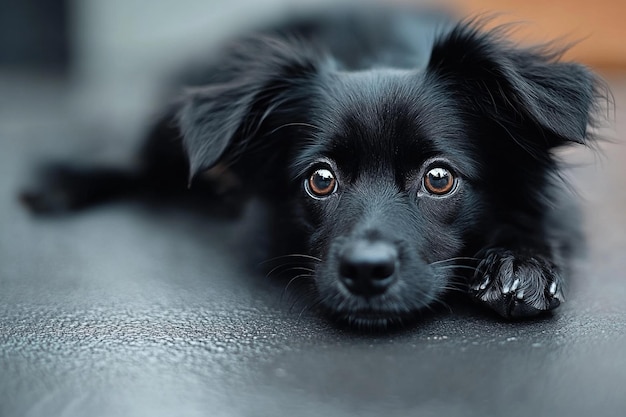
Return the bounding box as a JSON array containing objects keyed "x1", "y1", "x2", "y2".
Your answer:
[
  {"x1": 328, "y1": 307, "x2": 417, "y2": 329},
  {"x1": 318, "y1": 291, "x2": 420, "y2": 329}
]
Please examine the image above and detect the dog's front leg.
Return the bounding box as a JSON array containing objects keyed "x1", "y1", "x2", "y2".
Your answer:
[{"x1": 469, "y1": 248, "x2": 564, "y2": 319}]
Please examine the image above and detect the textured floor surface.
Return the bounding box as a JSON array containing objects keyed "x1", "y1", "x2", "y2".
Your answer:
[{"x1": 1, "y1": 74, "x2": 625, "y2": 417}]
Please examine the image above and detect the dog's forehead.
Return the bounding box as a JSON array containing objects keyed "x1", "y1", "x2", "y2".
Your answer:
[{"x1": 297, "y1": 70, "x2": 477, "y2": 179}]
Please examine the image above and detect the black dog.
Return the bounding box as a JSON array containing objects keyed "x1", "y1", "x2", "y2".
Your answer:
[{"x1": 22, "y1": 7, "x2": 607, "y2": 327}]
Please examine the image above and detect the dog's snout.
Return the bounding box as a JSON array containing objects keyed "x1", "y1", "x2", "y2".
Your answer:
[{"x1": 339, "y1": 240, "x2": 398, "y2": 296}]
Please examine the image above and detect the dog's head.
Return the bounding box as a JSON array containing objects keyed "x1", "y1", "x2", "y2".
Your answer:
[{"x1": 178, "y1": 21, "x2": 601, "y2": 326}]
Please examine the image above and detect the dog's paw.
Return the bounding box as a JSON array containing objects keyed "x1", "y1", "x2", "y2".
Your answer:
[
  {"x1": 19, "y1": 164, "x2": 98, "y2": 214},
  {"x1": 470, "y1": 249, "x2": 564, "y2": 319}
]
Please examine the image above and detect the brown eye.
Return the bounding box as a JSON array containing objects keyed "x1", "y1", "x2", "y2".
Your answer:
[
  {"x1": 306, "y1": 168, "x2": 337, "y2": 198},
  {"x1": 424, "y1": 167, "x2": 455, "y2": 195}
]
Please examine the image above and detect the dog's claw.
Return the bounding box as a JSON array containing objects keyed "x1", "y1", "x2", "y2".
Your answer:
[
  {"x1": 549, "y1": 281, "x2": 558, "y2": 295},
  {"x1": 470, "y1": 249, "x2": 564, "y2": 319},
  {"x1": 474, "y1": 276, "x2": 490, "y2": 291}
]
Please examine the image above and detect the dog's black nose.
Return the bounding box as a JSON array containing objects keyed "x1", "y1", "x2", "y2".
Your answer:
[{"x1": 339, "y1": 240, "x2": 398, "y2": 296}]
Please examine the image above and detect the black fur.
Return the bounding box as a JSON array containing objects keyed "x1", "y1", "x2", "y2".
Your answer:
[{"x1": 21, "y1": 7, "x2": 607, "y2": 328}]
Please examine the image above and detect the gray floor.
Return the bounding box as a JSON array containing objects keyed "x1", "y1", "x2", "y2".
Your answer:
[{"x1": 1, "y1": 72, "x2": 626, "y2": 417}]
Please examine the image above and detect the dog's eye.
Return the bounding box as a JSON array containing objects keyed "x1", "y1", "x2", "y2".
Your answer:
[
  {"x1": 305, "y1": 168, "x2": 337, "y2": 198},
  {"x1": 424, "y1": 167, "x2": 455, "y2": 195}
]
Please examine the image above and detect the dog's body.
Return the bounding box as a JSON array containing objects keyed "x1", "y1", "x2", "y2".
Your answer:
[{"x1": 22, "y1": 7, "x2": 606, "y2": 327}]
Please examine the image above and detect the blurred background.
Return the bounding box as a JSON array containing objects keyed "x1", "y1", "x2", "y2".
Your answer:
[
  {"x1": 4, "y1": 0, "x2": 626, "y2": 77},
  {"x1": 2, "y1": 0, "x2": 625, "y2": 126}
]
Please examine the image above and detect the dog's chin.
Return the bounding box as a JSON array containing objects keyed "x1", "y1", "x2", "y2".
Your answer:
[
  {"x1": 329, "y1": 309, "x2": 417, "y2": 330},
  {"x1": 314, "y1": 263, "x2": 448, "y2": 329},
  {"x1": 319, "y1": 292, "x2": 436, "y2": 330}
]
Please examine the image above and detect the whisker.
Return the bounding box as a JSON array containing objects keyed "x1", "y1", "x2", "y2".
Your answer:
[
  {"x1": 280, "y1": 273, "x2": 314, "y2": 303},
  {"x1": 288, "y1": 289, "x2": 315, "y2": 314},
  {"x1": 440, "y1": 284, "x2": 469, "y2": 294},
  {"x1": 435, "y1": 265, "x2": 480, "y2": 272},
  {"x1": 297, "y1": 298, "x2": 323, "y2": 323},
  {"x1": 265, "y1": 265, "x2": 314, "y2": 279},
  {"x1": 429, "y1": 256, "x2": 480, "y2": 266},
  {"x1": 259, "y1": 253, "x2": 322, "y2": 266},
  {"x1": 268, "y1": 122, "x2": 322, "y2": 135}
]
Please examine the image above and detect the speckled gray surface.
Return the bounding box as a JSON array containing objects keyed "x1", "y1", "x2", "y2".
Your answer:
[{"x1": 1, "y1": 75, "x2": 626, "y2": 417}]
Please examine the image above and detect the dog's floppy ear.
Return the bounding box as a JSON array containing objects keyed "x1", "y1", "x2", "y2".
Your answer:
[
  {"x1": 177, "y1": 37, "x2": 324, "y2": 181},
  {"x1": 427, "y1": 21, "x2": 603, "y2": 147}
]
